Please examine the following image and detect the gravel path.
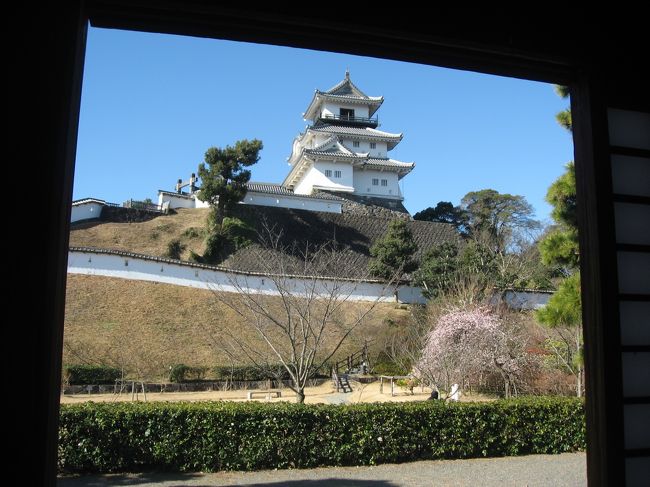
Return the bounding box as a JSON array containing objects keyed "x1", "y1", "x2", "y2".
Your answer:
[
  {"x1": 58, "y1": 452, "x2": 586, "y2": 486},
  {"x1": 322, "y1": 391, "x2": 351, "y2": 404}
]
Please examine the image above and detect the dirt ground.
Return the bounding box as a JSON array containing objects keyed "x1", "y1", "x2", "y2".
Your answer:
[{"x1": 60, "y1": 380, "x2": 495, "y2": 405}]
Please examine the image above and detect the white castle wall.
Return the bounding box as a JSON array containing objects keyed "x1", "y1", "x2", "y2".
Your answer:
[
  {"x1": 294, "y1": 163, "x2": 354, "y2": 195},
  {"x1": 158, "y1": 192, "x2": 210, "y2": 209},
  {"x1": 159, "y1": 190, "x2": 338, "y2": 213},
  {"x1": 67, "y1": 250, "x2": 552, "y2": 309},
  {"x1": 353, "y1": 170, "x2": 401, "y2": 199},
  {"x1": 339, "y1": 140, "x2": 387, "y2": 158},
  {"x1": 67, "y1": 249, "x2": 426, "y2": 304},
  {"x1": 71, "y1": 201, "x2": 104, "y2": 222}
]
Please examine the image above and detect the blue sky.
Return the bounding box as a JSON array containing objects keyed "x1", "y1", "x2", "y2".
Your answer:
[{"x1": 75, "y1": 27, "x2": 574, "y2": 222}]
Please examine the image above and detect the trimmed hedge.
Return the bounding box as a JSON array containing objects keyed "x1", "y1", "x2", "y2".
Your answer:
[
  {"x1": 58, "y1": 397, "x2": 585, "y2": 473},
  {"x1": 212, "y1": 365, "x2": 328, "y2": 381},
  {"x1": 64, "y1": 365, "x2": 121, "y2": 385},
  {"x1": 169, "y1": 364, "x2": 209, "y2": 383},
  {"x1": 213, "y1": 365, "x2": 290, "y2": 381}
]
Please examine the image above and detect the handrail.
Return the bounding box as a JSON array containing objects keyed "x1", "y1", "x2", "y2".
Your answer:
[
  {"x1": 122, "y1": 198, "x2": 164, "y2": 213},
  {"x1": 332, "y1": 342, "x2": 370, "y2": 375},
  {"x1": 321, "y1": 114, "x2": 379, "y2": 125}
]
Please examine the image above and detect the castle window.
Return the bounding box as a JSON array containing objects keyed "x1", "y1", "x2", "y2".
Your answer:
[
  {"x1": 370, "y1": 142, "x2": 376, "y2": 149},
  {"x1": 325, "y1": 169, "x2": 332, "y2": 177},
  {"x1": 381, "y1": 179, "x2": 388, "y2": 186},
  {"x1": 340, "y1": 108, "x2": 354, "y2": 120},
  {"x1": 353, "y1": 141, "x2": 360, "y2": 148},
  {"x1": 372, "y1": 178, "x2": 379, "y2": 186},
  {"x1": 334, "y1": 170, "x2": 342, "y2": 178}
]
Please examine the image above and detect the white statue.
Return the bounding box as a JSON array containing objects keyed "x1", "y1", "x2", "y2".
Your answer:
[{"x1": 449, "y1": 383, "x2": 461, "y2": 401}]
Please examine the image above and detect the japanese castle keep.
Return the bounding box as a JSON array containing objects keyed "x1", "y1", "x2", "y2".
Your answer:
[
  {"x1": 283, "y1": 71, "x2": 414, "y2": 205},
  {"x1": 157, "y1": 72, "x2": 416, "y2": 216}
]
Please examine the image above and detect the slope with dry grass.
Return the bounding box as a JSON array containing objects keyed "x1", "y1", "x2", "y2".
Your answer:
[
  {"x1": 64, "y1": 274, "x2": 410, "y2": 381},
  {"x1": 69, "y1": 208, "x2": 210, "y2": 260}
]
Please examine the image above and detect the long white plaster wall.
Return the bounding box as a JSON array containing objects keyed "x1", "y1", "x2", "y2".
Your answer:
[
  {"x1": 353, "y1": 170, "x2": 401, "y2": 198},
  {"x1": 194, "y1": 197, "x2": 210, "y2": 209},
  {"x1": 158, "y1": 193, "x2": 210, "y2": 209},
  {"x1": 322, "y1": 102, "x2": 369, "y2": 119},
  {"x1": 158, "y1": 193, "x2": 196, "y2": 209},
  {"x1": 71, "y1": 202, "x2": 104, "y2": 222},
  {"x1": 242, "y1": 192, "x2": 342, "y2": 213},
  {"x1": 68, "y1": 249, "x2": 426, "y2": 304},
  {"x1": 294, "y1": 163, "x2": 354, "y2": 195}
]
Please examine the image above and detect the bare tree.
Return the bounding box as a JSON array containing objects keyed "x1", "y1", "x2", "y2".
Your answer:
[
  {"x1": 540, "y1": 325, "x2": 583, "y2": 397},
  {"x1": 205, "y1": 224, "x2": 399, "y2": 403}
]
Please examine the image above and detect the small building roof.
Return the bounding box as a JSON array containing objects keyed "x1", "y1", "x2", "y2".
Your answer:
[
  {"x1": 324, "y1": 71, "x2": 370, "y2": 97},
  {"x1": 246, "y1": 182, "x2": 344, "y2": 201},
  {"x1": 72, "y1": 197, "x2": 106, "y2": 206},
  {"x1": 303, "y1": 149, "x2": 414, "y2": 172},
  {"x1": 160, "y1": 184, "x2": 344, "y2": 203},
  {"x1": 356, "y1": 158, "x2": 415, "y2": 176}
]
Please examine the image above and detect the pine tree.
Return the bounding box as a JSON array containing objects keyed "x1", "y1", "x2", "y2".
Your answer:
[
  {"x1": 536, "y1": 86, "x2": 583, "y2": 397},
  {"x1": 197, "y1": 139, "x2": 263, "y2": 225},
  {"x1": 368, "y1": 220, "x2": 418, "y2": 280}
]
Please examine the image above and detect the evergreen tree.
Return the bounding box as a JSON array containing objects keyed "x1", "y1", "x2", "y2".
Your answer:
[
  {"x1": 536, "y1": 273, "x2": 584, "y2": 396},
  {"x1": 460, "y1": 189, "x2": 540, "y2": 253},
  {"x1": 413, "y1": 243, "x2": 460, "y2": 298},
  {"x1": 554, "y1": 85, "x2": 572, "y2": 132},
  {"x1": 368, "y1": 220, "x2": 418, "y2": 280},
  {"x1": 413, "y1": 201, "x2": 468, "y2": 234},
  {"x1": 197, "y1": 139, "x2": 263, "y2": 225},
  {"x1": 195, "y1": 139, "x2": 262, "y2": 264},
  {"x1": 539, "y1": 162, "x2": 579, "y2": 273},
  {"x1": 536, "y1": 86, "x2": 584, "y2": 397}
]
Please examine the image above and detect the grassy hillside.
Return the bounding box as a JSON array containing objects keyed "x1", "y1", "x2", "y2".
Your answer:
[
  {"x1": 64, "y1": 274, "x2": 410, "y2": 381},
  {"x1": 69, "y1": 208, "x2": 210, "y2": 260}
]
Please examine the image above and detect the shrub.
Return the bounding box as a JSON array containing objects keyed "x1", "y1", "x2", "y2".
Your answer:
[
  {"x1": 188, "y1": 250, "x2": 203, "y2": 263},
  {"x1": 212, "y1": 364, "x2": 329, "y2": 381},
  {"x1": 165, "y1": 239, "x2": 186, "y2": 259},
  {"x1": 396, "y1": 378, "x2": 419, "y2": 391},
  {"x1": 213, "y1": 365, "x2": 291, "y2": 381},
  {"x1": 182, "y1": 227, "x2": 202, "y2": 239},
  {"x1": 169, "y1": 364, "x2": 209, "y2": 383},
  {"x1": 58, "y1": 397, "x2": 585, "y2": 473},
  {"x1": 64, "y1": 365, "x2": 121, "y2": 385},
  {"x1": 372, "y1": 361, "x2": 409, "y2": 376}
]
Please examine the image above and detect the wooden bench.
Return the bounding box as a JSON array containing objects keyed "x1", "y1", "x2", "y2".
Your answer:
[{"x1": 247, "y1": 390, "x2": 282, "y2": 400}]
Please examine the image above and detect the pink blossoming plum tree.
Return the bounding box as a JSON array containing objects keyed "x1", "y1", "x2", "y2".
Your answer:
[{"x1": 414, "y1": 307, "x2": 532, "y2": 398}]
